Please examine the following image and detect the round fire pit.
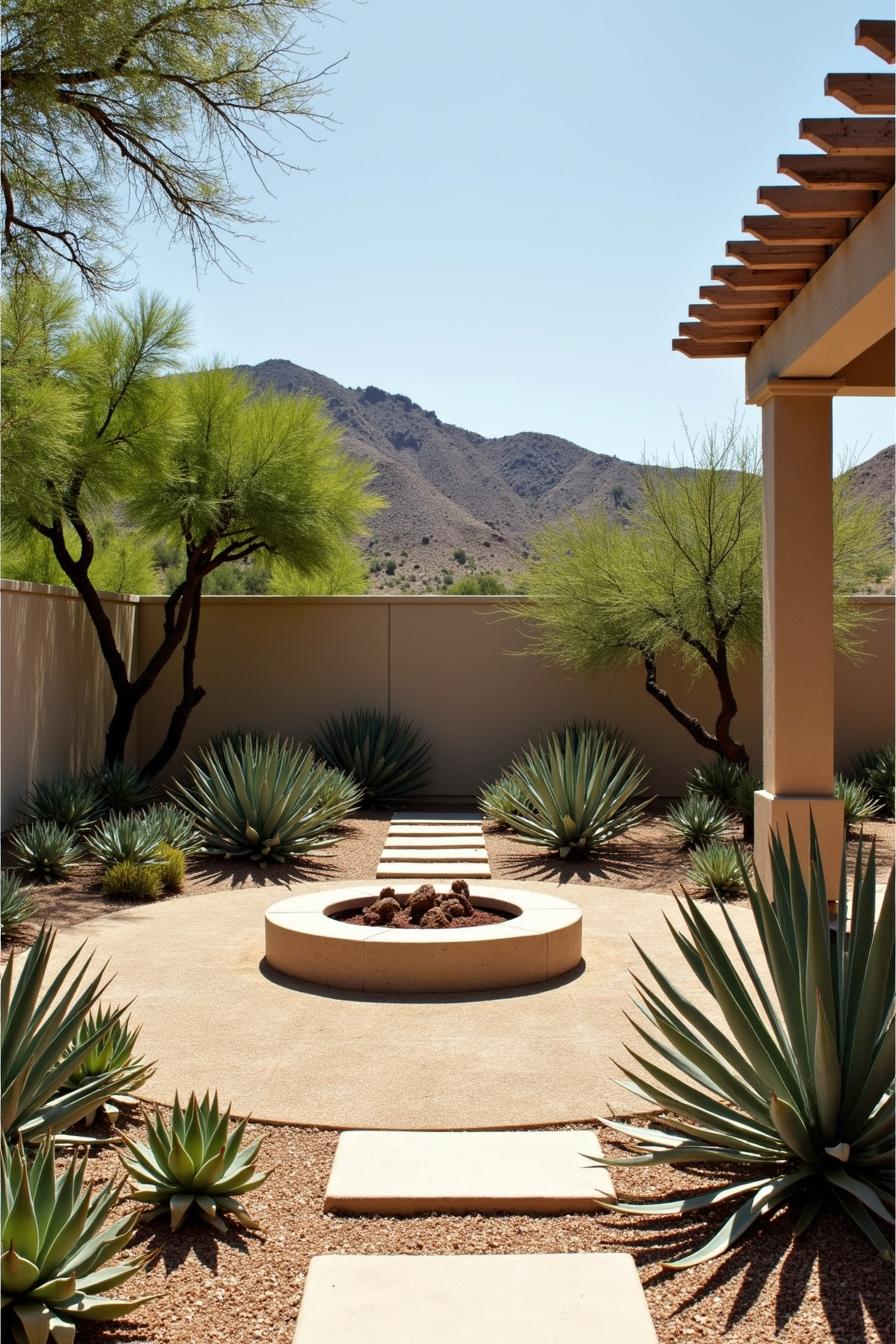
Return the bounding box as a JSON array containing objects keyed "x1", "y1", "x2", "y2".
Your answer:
[{"x1": 264, "y1": 883, "x2": 583, "y2": 993}]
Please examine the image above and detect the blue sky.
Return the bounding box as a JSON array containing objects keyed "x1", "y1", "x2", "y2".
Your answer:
[{"x1": 131, "y1": 0, "x2": 894, "y2": 466}]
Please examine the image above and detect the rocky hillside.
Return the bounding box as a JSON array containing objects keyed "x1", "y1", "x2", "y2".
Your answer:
[{"x1": 241, "y1": 360, "x2": 894, "y2": 593}]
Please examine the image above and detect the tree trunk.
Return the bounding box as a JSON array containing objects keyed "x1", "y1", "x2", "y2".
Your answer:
[
  {"x1": 642, "y1": 650, "x2": 750, "y2": 770},
  {"x1": 140, "y1": 584, "x2": 207, "y2": 778}
]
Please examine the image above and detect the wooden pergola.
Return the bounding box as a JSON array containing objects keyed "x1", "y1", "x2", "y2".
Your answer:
[{"x1": 673, "y1": 18, "x2": 895, "y2": 890}]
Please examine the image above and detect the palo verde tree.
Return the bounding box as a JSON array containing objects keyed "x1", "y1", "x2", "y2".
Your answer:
[
  {"x1": 1, "y1": 0, "x2": 332, "y2": 289},
  {"x1": 521, "y1": 420, "x2": 889, "y2": 771},
  {"x1": 1, "y1": 276, "x2": 382, "y2": 773}
]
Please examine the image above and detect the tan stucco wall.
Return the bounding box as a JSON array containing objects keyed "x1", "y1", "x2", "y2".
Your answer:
[
  {"x1": 0, "y1": 580, "x2": 139, "y2": 828},
  {"x1": 1, "y1": 587, "x2": 892, "y2": 824}
]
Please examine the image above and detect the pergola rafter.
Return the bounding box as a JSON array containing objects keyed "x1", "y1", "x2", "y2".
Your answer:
[{"x1": 675, "y1": 18, "x2": 894, "y2": 359}]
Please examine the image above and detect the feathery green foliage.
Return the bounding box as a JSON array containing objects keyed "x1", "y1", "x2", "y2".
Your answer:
[
  {"x1": 20, "y1": 775, "x2": 102, "y2": 833},
  {"x1": 666, "y1": 793, "x2": 733, "y2": 849},
  {"x1": 1, "y1": 0, "x2": 331, "y2": 289},
  {"x1": 119, "y1": 1092, "x2": 269, "y2": 1231},
  {"x1": 447, "y1": 573, "x2": 508, "y2": 594},
  {"x1": 1, "y1": 926, "x2": 151, "y2": 1142},
  {"x1": 101, "y1": 861, "x2": 163, "y2": 902},
  {"x1": 269, "y1": 541, "x2": 369, "y2": 595},
  {"x1": 686, "y1": 841, "x2": 749, "y2": 898},
  {"x1": 1, "y1": 1137, "x2": 157, "y2": 1343},
  {"x1": 86, "y1": 812, "x2": 166, "y2": 868},
  {"x1": 1, "y1": 872, "x2": 37, "y2": 932},
  {"x1": 62, "y1": 1006, "x2": 152, "y2": 1127},
  {"x1": 89, "y1": 762, "x2": 157, "y2": 814},
  {"x1": 173, "y1": 733, "x2": 361, "y2": 861},
  {"x1": 313, "y1": 708, "x2": 433, "y2": 808},
  {"x1": 598, "y1": 831, "x2": 895, "y2": 1268},
  {"x1": 521, "y1": 421, "x2": 889, "y2": 771},
  {"x1": 481, "y1": 725, "x2": 650, "y2": 857},
  {"x1": 7, "y1": 823, "x2": 81, "y2": 884}
]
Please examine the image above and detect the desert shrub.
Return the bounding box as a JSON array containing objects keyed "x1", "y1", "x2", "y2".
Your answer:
[
  {"x1": 145, "y1": 802, "x2": 203, "y2": 855},
  {"x1": 155, "y1": 844, "x2": 187, "y2": 892},
  {"x1": 688, "y1": 757, "x2": 744, "y2": 810},
  {"x1": 101, "y1": 860, "x2": 164, "y2": 901},
  {"x1": 453, "y1": 548, "x2": 467, "y2": 565},
  {"x1": 7, "y1": 822, "x2": 81, "y2": 883},
  {"x1": 851, "y1": 744, "x2": 894, "y2": 819},
  {"x1": 482, "y1": 725, "x2": 650, "y2": 857},
  {"x1": 666, "y1": 792, "x2": 732, "y2": 848},
  {"x1": 86, "y1": 811, "x2": 166, "y2": 867},
  {"x1": 313, "y1": 708, "x2": 432, "y2": 808},
  {"x1": 20, "y1": 773, "x2": 102, "y2": 832},
  {"x1": 598, "y1": 830, "x2": 894, "y2": 1266},
  {"x1": 447, "y1": 574, "x2": 508, "y2": 594},
  {"x1": 835, "y1": 774, "x2": 882, "y2": 830},
  {"x1": 0, "y1": 870, "x2": 36, "y2": 931},
  {"x1": 686, "y1": 840, "x2": 748, "y2": 898},
  {"x1": 173, "y1": 733, "x2": 361, "y2": 861},
  {"x1": 385, "y1": 560, "x2": 396, "y2": 575},
  {"x1": 89, "y1": 761, "x2": 156, "y2": 813}
]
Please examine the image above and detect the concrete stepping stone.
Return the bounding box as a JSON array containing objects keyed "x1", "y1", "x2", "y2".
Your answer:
[
  {"x1": 324, "y1": 1129, "x2": 615, "y2": 1213},
  {"x1": 376, "y1": 862, "x2": 492, "y2": 879},
  {"x1": 383, "y1": 833, "x2": 485, "y2": 849},
  {"x1": 391, "y1": 811, "x2": 482, "y2": 822},
  {"x1": 293, "y1": 1253, "x2": 658, "y2": 1344},
  {"x1": 387, "y1": 825, "x2": 483, "y2": 839},
  {"x1": 379, "y1": 848, "x2": 489, "y2": 863}
]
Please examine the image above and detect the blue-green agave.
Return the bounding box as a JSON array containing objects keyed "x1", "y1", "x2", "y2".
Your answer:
[{"x1": 312, "y1": 707, "x2": 432, "y2": 808}]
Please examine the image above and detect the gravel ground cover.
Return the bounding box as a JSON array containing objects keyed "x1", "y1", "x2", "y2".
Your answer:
[{"x1": 69, "y1": 1116, "x2": 893, "y2": 1344}]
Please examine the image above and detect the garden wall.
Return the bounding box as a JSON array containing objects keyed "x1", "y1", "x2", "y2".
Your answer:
[{"x1": 1, "y1": 586, "x2": 892, "y2": 827}]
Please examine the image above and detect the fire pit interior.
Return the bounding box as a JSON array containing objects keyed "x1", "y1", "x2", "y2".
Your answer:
[{"x1": 333, "y1": 880, "x2": 508, "y2": 930}]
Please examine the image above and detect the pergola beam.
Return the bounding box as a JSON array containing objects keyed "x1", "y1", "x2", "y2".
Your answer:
[
  {"x1": 688, "y1": 303, "x2": 777, "y2": 325},
  {"x1": 699, "y1": 285, "x2": 787, "y2": 307},
  {"x1": 855, "y1": 19, "x2": 895, "y2": 65},
  {"x1": 679, "y1": 322, "x2": 766, "y2": 342},
  {"x1": 672, "y1": 339, "x2": 752, "y2": 358},
  {"x1": 824, "y1": 73, "x2": 895, "y2": 113},
  {"x1": 725, "y1": 241, "x2": 830, "y2": 269},
  {"x1": 711, "y1": 264, "x2": 808, "y2": 290},
  {"x1": 742, "y1": 215, "x2": 849, "y2": 245},
  {"x1": 777, "y1": 153, "x2": 895, "y2": 188},
  {"x1": 799, "y1": 116, "x2": 894, "y2": 155},
  {"x1": 756, "y1": 185, "x2": 877, "y2": 216}
]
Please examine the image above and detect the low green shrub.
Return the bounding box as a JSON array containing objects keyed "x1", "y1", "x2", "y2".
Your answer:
[
  {"x1": 851, "y1": 743, "x2": 894, "y2": 819},
  {"x1": 686, "y1": 840, "x2": 748, "y2": 898},
  {"x1": 596, "y1": 829, "x2": 895, "y2": 1267},
  {"x1": 835, "y1": 774, "x2": 882, "y2": 830},
  {"x1": 21, "y1": 773, "x2": 102, "y2": 832},
  {"x1": 89, "y1": 761, "x2": 156, "y2": 813},
  {"x1": 86, "y1": 811, "x2": 166, "y2": 867},
  {"x1": 481, "y1": 725, "x2": 650, "y2": 857},
  {"x1": 0, "y1": 870, "x2": 37, "y2": 931},
  {"x1": 7, "y1": 822, "x2": 81, "y2": 884},
  {"x1": 666, "y1": 792, "x2": 732, "y2": 848},
  {"x1": 313, "y1": 708, "x2": 432, "y2": 808},
  {"x1": 155, "y1": 844, "x2": 186, "y2": 892},
  {"x1": 173, "y1": 733, "x2": 361, "y2": 861},
  {"x1": 101, "y1": 861, "x2": 163, "y2": 901}
]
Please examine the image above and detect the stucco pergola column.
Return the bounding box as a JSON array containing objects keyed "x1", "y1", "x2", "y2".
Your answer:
[{"x1": 749, "y1": 378, "x2": 845, "y2": 898}]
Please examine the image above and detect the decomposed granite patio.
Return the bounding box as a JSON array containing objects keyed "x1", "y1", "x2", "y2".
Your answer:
[{"x1": 27, "y1": 879, "x2": 766, "y2": 1129}]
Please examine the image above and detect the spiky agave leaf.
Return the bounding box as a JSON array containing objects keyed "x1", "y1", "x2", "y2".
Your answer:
[
  {"x1": 1, "y1": 871, "x2": 37, "y2": 932},
  {"x1": 60, "y1": 1006, "x2": 154, "y2": 1127},
  {"x1": 85, "y1": 812, "x2": 167, "y2": 868},
  {"x1": 312, "y1": 707, "x2": 432, "y2": 808},
  {"x1": 852, "y1": 744, "x2": 894, "y2": 819},
  {"x1": 686, "y1": 841, "x2": 749, "y2": 898},
  {"x1": 172, "y1": 734, "x2": 360, "y2": 862},
  {"x1": 479, "y1": 775, "x2": 526, "y2": 829},
  {"x1": 596, "y1": 827, "x2": 895, "y2": 1268},
  {"x1": 666, "y1": 792, "x2": 733, "y2": 849},
  {"x1": 7, "y1": 823, "x2": 82, "y2": 884},
  {"x1": 142, "y1": 803, "x2": 203, "y2": 857},
  {"x1": 1, "y1": 927, "x2": 150, "y2": 1143},
  {"x1": 483, "y1": 726, "x2": 650, "y2": 857},
  {"x1": 20, "y1": 775, "x2": 103, "y2": 833},
  {"x1": 1, "y1": 1136, "x2": 158, "y2": 1342},
  {"x1": 88, "y1": 762, "x2": 156, "y2": 814},
  {"x1": 835, "y1": 775, "x2": 882, "y2": 830},
  {"x1": 118, "y1": 1091, "x2": 269, "y2": 1232}
]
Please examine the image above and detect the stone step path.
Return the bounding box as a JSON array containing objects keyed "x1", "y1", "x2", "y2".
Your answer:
[
  {"x1": 293, "y1": 1254, "x2": 658, "y2": 1343},
  {"x1": 376, "y1": 810, "x2": 492, "y2": 881},
  {"x1": 324, "y1": 1129, "x2": 616, "y2": 1214}
]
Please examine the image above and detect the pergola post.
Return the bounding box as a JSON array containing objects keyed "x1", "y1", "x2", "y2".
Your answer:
[{"x1": 750, "y1": 378, "x2": 845, "y2": 896}]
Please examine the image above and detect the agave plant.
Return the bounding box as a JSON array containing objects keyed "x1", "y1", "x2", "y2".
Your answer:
[
  {"x1": 85, "y1": 811, "x2": 166, "y2": 868},
  {"x1": 143, "y1": 803, "x2": 203, "y2": 856},
  {"x1": 7, "y1": 823, "x2": 81, "y2": 884},
  {"x1": 20, "y1": 775, "x2": 103, "y2": 833},
  {"x1": 835, "y1": 774, "x2": 882, "y2": 831},
  {"x1": 60, "y1": 1006, "x2": 152, "y2": 1127},
  {"x1": 312, "y1": 707, "x2": 432, "y2": 807},
  {"x1": 172, "y1": 734, "x2": 361, "y2": 862},
  {"x1": 119, "y1": 1092, "x2": 269, "y2": 1231},
  {"x1": 597, "y1": 829, "x2": 895, "y2": 1267},
  {"x1": 688, "y1": 757, "x2": 745, "y2": 811},
  {"x1": 483, "y1": 726, "x2": 650, "y2": 857},
  {"x1": 479, "y1": 774, "x2": 526, "y2": 829},
  {"x1": 1, "y1": 871, "x2": 37, "y2": 932},
  {"x1": 686, "y1": 841, "x2": 748, "y2": 899},
  {"x1": 852, "y1": 744, "x2": 895, "y2": 819},
  {"x1": 88, "y1": 761, "x2": 156, "y2": 813},
  {"x1": 2, "y1": 1137, "x2": 157, "y2": 1342},
  {"x1": 666, "y1": 792, "x2": 732, "y2": 849},
  {"x1": 2, "y1": 927, "x2": 150, "y2": 1143}
]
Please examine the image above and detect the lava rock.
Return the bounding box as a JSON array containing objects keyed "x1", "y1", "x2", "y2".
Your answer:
[
  {"x1": 420, "y1": 906, "x2": 450, "y2": 929},
  {"x1": 362, "y1": 896, "x2": 402, "y2": 926},
  {"x1": 440, "y1": 897, "x2": 468, "y2": 921},
  {"x1": 408, "y1": 884, "x2": 438, "y2": 923}
]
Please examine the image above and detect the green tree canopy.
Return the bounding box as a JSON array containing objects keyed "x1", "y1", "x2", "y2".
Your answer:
[
  {"x1": 521, "y1": 422, "x2": 890, "y2": 769},
  {"x1": 1, "y1": 275, "x2": 382, "y2": 771},
  {"x1": 1, "y1": 0, "x2": 331, "y2": 288}
]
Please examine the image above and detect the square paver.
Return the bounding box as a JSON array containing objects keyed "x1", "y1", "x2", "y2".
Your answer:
[
  {"x1": 293, "y1": 1254, "x2": 657, "y2": 1343},
  {"x1": 376, "y1": 862, "x2": 492, "y2": 879},
  {"x1": 323, "y1": 1129, "x2": 615, "y2": 1213}
]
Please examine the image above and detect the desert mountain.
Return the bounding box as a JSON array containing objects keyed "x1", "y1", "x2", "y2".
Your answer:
[{"x1": 241, "y1": 360, "x2": 894, "y2": 593}]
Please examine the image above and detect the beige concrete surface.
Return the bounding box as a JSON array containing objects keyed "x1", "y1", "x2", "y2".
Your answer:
[
  {"x1": 376, "y1": 862, "x2": 493, "y2": 878},
  {"x1": 29, "y1": 880, "x2": 767, "y2": 1128},
  {"x1": 382, "y1": 834, "x2": 485, "y2": 848},
  {"x1": 323, "y1": 1130, "x2": 616, "y2": 1213},
  {"x1": 292, "y1": 1254, "x2": 658, "y2": 1344}
]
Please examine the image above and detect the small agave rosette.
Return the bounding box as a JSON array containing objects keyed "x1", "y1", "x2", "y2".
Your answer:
[{"x1": 119, "y1": 1092, "x2": 269, "y2": 1232}]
